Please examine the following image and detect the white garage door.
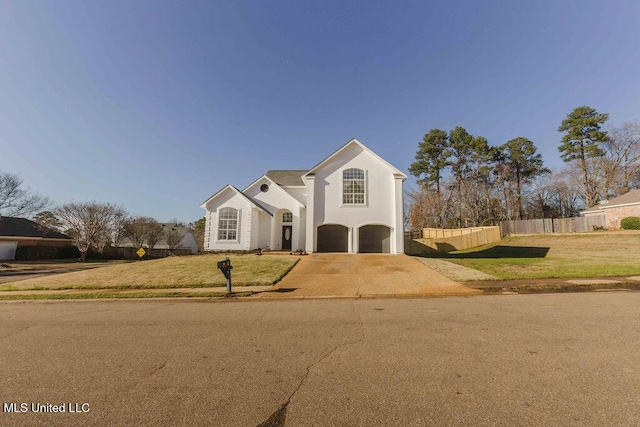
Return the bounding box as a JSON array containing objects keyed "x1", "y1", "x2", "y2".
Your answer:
[{"x1": 0, "y1": 242, "x2": 18, "y2": 261}]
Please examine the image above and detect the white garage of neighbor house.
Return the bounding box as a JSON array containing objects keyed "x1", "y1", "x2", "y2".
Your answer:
[{"x1": 200, "y1": 139, "x2": 406, "y2": 254}]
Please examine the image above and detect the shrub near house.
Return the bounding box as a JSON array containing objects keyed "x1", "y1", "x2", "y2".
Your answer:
[{"x1": 621, "y1": 216, "x2": 640, "y2": 230}]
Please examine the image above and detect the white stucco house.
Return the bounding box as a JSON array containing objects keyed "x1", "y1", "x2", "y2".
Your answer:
[{"x1": 200, "y1": 139, "x2": 406, "y2": 254}]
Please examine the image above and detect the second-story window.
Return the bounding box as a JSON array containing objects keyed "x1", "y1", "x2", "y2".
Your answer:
[{"x1": 343, "y1": 168, "x2": 365, "y2": 205}]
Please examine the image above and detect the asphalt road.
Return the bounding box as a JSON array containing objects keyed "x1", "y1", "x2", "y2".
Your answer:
[{"x1": 2, "y1": 294, "x2": 640, "y2": 426}]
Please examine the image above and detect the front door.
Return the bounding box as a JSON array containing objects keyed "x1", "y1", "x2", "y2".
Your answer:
[{"x1": 282, "y1": 226, "x2": 292, "y2": 251}]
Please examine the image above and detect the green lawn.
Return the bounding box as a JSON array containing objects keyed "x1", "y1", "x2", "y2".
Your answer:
[
  {"x1": 429, "y1": 233, "x2": 640, "y2": 280},
  {"x1": 0, "y1": 254, "x2": 299, "y2": 291}
]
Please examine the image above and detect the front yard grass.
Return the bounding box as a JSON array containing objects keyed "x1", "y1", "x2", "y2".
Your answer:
[
  {"x1": 0, "y1": 254, "x2": 299, "y2": 291},
  {"x1": 430, "y1": 232, "x2": 640, "y2": 280}
]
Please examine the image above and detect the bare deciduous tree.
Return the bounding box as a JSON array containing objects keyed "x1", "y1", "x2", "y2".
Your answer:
[
  {"x1": 527, "y1": 171, "x2": 581, "y2": 219},
  {"x1": 164, "y1": 226, "x2": 183, "y2": 255},
  {"x1": 0, "y1": 171, "x2": 49, "y2": 217},
  {"x1": 407, "y1": 185, "x2": 455, "y2": 229},
  {"x1": 33, "y1": 211, "x2": 62, "y2": 232},
  {"x1": 604, "y1": 121, "x2": 640, "y2": 194},
  {"x1": 123, "y1": 217, "x2": 164, "y2": 254},
  {"x1": 190, "y1": 218, "x2": 205, "y2": 253},
  {"x1": 55, "y1": 202, "x2": 128, "y2": 261},
  {"x1": 145, "y1": 220, "x2": 164, "y2": 252},
  {"x1": 123, "y1": 217, "x2": 151, "y2": 249},
  {"x1": 95, "y1": 207, "x2": 128, "y2": 253},
  {"x1": 111, "y1": 210, "x2": 129, "y2": 248}
]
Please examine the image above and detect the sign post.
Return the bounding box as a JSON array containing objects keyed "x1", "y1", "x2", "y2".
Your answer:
[{"x1": 217, "y1": 257, "x2": 233, "y2": 294}]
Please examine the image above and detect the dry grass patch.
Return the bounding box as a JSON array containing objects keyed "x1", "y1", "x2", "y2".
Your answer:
[{"x1": 1, "y1": 254, "x2": 299, "y2": 291}]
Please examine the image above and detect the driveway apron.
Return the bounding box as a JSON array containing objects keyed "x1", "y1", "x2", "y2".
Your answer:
[{"x1": 256, "y1": 254, "x2": 478, "y2": 298}]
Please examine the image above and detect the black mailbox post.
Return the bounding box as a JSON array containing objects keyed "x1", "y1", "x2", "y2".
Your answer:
[{"x1": 217, "y1": 257, "x2": 233, "y2": 294}]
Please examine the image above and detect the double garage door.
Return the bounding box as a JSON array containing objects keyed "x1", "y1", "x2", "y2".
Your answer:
[{"x1": 316, "y1": 225, "x2": 390, "y2": 253}]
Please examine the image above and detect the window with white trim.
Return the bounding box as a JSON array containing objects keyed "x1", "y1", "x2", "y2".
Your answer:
[
  {"x1": 217, "y1": 207, "x2": 238, "y2": 240},
  {"x1": 342, "y1": 168, "x2": 365, "y2": 204},
  {"x1": 282, "y1": 212, "x2": 293, "y2": 223}
]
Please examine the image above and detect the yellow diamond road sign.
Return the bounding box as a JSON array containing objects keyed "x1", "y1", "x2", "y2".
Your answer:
[{"x1": 136, "y1": 248, "x2": 146, "y2": 258}]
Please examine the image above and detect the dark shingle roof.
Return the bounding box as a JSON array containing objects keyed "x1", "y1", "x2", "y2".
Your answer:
[
  {"x1": 0, "y1": 217, "x2": 71, "y2": 239},
  {"x1": 266, "y1": 170, "x2": 308, "y2": 186}
]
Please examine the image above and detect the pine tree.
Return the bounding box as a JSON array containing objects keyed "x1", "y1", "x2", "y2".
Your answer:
[
  {"x1": 500, "y1": 137, "x2": 549, "y2": 219},
  {"x1": 558, "y1": 106, "x2": 609, "y2": 207},
  {"x1": 409, "y1": 129, "x2": 450, "y2": 193}
]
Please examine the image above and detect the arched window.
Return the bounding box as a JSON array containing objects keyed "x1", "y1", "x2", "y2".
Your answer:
[
  {"x1": 282, "y1": 212, "x2": 293, "y2": 223},
  {"x1": 218, "y1": 207, "x2": 238, "y2": 241},
  {"x1": 343, "y1": 168, "x2": 365, "y2": 204}
]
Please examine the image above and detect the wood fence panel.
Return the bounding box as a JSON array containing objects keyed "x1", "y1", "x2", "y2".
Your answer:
[
  {"x1": 500, "y1": 215, "x2": 606, "y2": 235},
  {"x1": 405, "y1": 226, "x2": 502, "y2": 255}
]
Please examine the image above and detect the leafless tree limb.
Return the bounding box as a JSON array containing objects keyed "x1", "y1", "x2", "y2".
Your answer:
[{"x1": 0, "y1": 171, "x2": 50, "y2": 217}]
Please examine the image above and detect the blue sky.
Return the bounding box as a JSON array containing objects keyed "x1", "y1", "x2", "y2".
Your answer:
[{"x1": 1, "y1": 1, "x2": 639, "y2": 222}]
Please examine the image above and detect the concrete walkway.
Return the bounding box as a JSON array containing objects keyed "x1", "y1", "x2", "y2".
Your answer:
[{"x1": 254, "y1": 254, "x2": 479, "y2": 298}]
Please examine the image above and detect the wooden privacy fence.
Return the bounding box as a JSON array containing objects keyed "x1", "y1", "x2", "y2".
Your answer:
[
  {"x1": 404, "y1": 230, "x2": 422, "y2": 239},
  {"x1": 500, "y1": 215, "x2": 606, "y2": 236},
  {"x1": 404, "y1": 226, "x2": 502, "y2": 255}
]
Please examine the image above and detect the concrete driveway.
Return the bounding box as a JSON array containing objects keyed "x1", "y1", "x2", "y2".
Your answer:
[{"x1": 256, "y1": 254, "x2": 478, "y2": 298}]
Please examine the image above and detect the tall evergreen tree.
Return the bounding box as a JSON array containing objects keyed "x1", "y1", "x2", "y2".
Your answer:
[
  {"x1": 558, "y1": 106, "x2": 609, "y2": 207},
  {"x1": 409, "y1": 129, "x2": 450, "y2": 193},
  {"x1": 468, "y1": 136, "x2": 497, "y2": 225},
  {"x1": 448, "y1": 127, "x2": 474, "y2": 226},
  {"x1": 500, "y1": 137, "x2": 549, "y2": 219}
]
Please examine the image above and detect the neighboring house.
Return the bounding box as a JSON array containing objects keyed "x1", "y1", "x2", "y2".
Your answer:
[
  {"x1": 200, "y1": 138, "x2": 407, "y2": 254},
  {"x1": 581, "y1": 189, "x2": 640, "y2": 229},
  {"x1": 119, "y1": 223, "x2": 199, "y2": 254},
  {"x1": 0, "y1": 216, "x2": 72, "y2": 261}
]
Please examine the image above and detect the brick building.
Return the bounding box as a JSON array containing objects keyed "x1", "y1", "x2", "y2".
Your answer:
[{"x1": 581, "y1": 189, "x2": 640, "y2": 229}]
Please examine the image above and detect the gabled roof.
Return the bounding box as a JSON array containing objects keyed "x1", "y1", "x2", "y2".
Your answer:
[
  {"x1": 243, "y1": 175, "x2": 305, "y2": 208},
  {"x1": 158, "y1": 223, "x2": 193, "y2": 241},
  {"x1": 602, "y1": 189, "x2": 640, "y2": 207},
  {"x1": 266, "y1": 170, "x2": 308, "y2": 186},
  {"x1": 0, "y1": 216, "x2": 71, "y2": 240},
  {"x1": 303, "y1": 138, "x2": 407, "y2": 179},
  {"x1": 200, "y1": 185, "x2": 272, "y2": 215},
  {"x1": 582, "y1": 189, "x2": 640, "y2": 212}
]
